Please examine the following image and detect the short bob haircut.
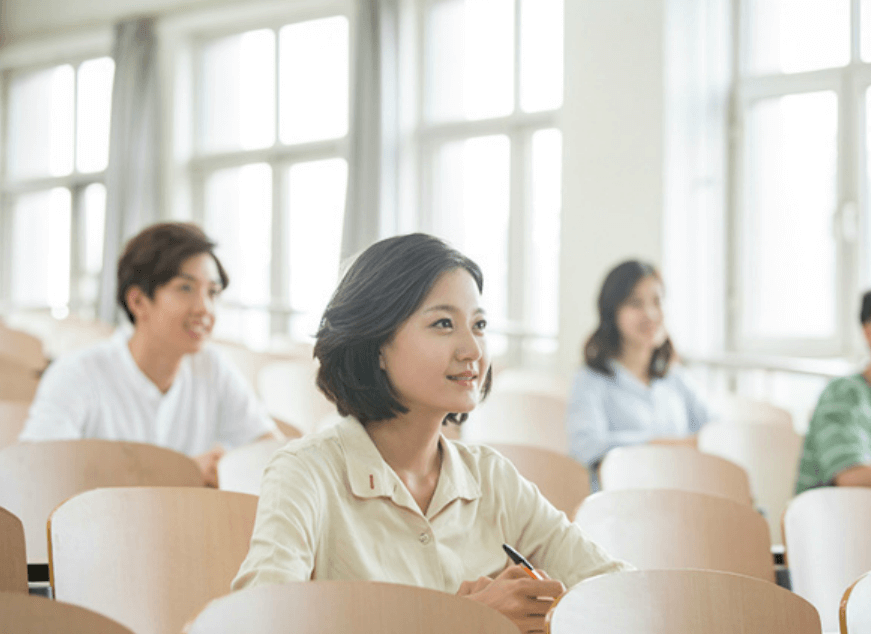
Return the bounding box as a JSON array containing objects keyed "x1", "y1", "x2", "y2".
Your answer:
[
  {"x1": 116, "y1": 222, "x2": 229, "y2": 324},
  {"x1": 584, "y1": 259, "x2": 674, "y2": 379},
  {"x1": 314, "y1": 233, "x2": 492, "y2": 425}
]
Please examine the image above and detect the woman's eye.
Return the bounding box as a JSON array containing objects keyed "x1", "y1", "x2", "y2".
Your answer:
[
  {"x1": 179, "y1": 284, "x2": 193, "y2": 292},
  {"x1": 432, "y1": 318, "x2": 452, "y2": 329},
  {"x1": 474, "y1": 319, "x2": 488, "y2": 331}
]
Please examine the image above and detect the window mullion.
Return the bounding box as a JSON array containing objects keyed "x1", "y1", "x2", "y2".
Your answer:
[
  {"x1": 270, "y1": 161, "x2": 286, "y2": 338},
  {"x1": 507, "y1": 127, "x2": 525, "y2": 365}
]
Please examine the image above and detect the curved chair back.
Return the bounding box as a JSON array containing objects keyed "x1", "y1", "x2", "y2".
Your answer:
[
  {"x1": 0, "y1": 322, "x2": 45, "y2": 372},
  {"x1": 841, "y1": 572, "x2": 871, "y2": 634},
  {"x1": 0, "y1": 506, "x2": 27, "y2": 593},
  {"x1": 488, "y1": 443, "x2": 589, "y2": 518},
  {"x1": 186, "y1": 580, "x2": 519, "y2": 634},
  {"x1": 574, "y1": 489, "x2": 774, "y2": 582},
  {"x1": 218, "y1": 437, "x2": 288, "y2": 495},
  {"x1": 0, "y1": 591, "x2": 135, "y2": 634},
  {"x1": 49, "y1": 487, "x2": 258, "y2": 634},
  {"x1": 698, "y1": 422, "x2": 802, "y2": 546},
  {"x1": 257, "y1": 360, "x2": 336, "y2": 434},
  {"x1": 783, "y1": 488, "x2": 871, "y2": 632},
  {"x1": 709, "y1": 394, "x2": 793, "y2": 427},
  {"x1": 599, "y1": 445, "x2": 753, "y2": 505},
  {"x1": 0, "y1": 363, "x2": 40, "y2": 402},
  {"x1": 0, "y1": 399, "x2": 30, "y2": 451},
  {"x1": 0, "y1": 440, "x2": 202, "y2": 563},
  {"x1": 464, "y1": 391, "x2": 568, "y2": 454},
  {"x1": 546, "y1": 569, "x2": 820, "y2": 634}
]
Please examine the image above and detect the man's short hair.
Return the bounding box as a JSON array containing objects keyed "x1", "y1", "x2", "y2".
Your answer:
[
  {"x1": 861, "y1": 290, "x2": 871, "y2": 325},
  {"x1": 116, "y1": 222, "x2": 229, "y2": 324}
]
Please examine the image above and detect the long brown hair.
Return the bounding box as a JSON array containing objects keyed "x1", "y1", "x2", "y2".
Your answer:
[{"x1": 583, "y1": 260, "x2": 674, "y2": 379}]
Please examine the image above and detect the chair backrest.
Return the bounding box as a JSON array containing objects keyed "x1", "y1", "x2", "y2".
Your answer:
[
  {"x1": 185, "y1": 580, "x2": 520, "y2": 634},
  {"x1": 0, "y1": 322, "x2": 46, "y2": 372},
  {"x1": 0, "y1": 440, "x2": 203, "y2": 563},
  {"x1": 0, "y1": 506, "x2": 27, "y2": 593},
  {"x1": 698, "y1": 422, "x2": 803, "y2": 547},
  {"x1": 257, "y1": 360, "x2": 336, "y2": 434},
  {"x1": 709, "y1": 393, "x2": 793, "y2": 427},
  {"x1": 546, "y1": 569, "x2": 821, "y2": 634},
  {"x1": 0, "y1": 591, "x2": 135, "y2": 634},
  {"x1": 599, "y1": 445, "x2": 753, "y2": 506},
  {"x1": 0, "y1": 361, "x2": 40, "y2": 401},
  {"x1": 0, "y1": 399, "x2": 31, "y2": 451},
  {"x1": 218, "y1": 437, "x2": 287, "y2": 495},
  {"x1": 464, "y1": 391, "x2": 569, "y2": 454},
  {"x1": 783, "y1": 487, "x2": 871, "y2": 632},
  {"x1": 841, "y1": 572, "x2": 871, "y2": 634},
  {"x1": 488, "y1": 443, "x2": 589, "y2": 518},
  {"x1": 574, "y1": 489, "x2": 774, "y2": 582},
  {"x1": 272, "y1": 418, "x2": 303, "y2": 440},
  {"x1": 49, "y1": 487, "x2": 258, "y2": 634}
]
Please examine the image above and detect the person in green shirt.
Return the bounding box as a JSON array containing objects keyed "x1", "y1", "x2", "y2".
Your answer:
[{"x1": 796, "y1": 291, "x2": 871, "y2": 494}]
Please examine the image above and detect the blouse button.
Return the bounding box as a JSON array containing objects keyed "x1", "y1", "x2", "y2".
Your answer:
[{"x1": 419, "y1": 532, "x2": 431, "y2": 545}]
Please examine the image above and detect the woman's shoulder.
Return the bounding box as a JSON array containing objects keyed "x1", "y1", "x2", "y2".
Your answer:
[
  {"x1": 571, "y1": 364, "x2": 619, "y2": 393},
  {"x1": 818, "y1": 374, "x2": 870, "y2": 408}
]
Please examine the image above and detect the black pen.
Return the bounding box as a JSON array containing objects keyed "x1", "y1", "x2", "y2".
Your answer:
[{"x1": 502, "y1": 543, "x2": 544, "y2": 580}]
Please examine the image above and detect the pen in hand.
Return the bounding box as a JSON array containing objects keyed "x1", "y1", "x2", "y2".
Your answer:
[{"x1": 502, "y1": 543, "x2": 544, "y2": 580}]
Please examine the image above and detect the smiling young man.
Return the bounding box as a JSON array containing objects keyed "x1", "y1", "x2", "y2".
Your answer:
[{"x1": 18, "y1": 222, "x2": 278, "y2": 486}]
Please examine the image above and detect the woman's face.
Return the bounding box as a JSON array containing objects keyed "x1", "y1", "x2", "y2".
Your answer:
[
  {"x1": 615, "y1": 275, "x2": 667, "y2": 353},
  {"x1": 379, "y1": 268, "x2": 490, "y2": 418}
]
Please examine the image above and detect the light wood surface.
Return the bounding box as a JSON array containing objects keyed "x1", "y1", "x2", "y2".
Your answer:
[
  {"x1": 709, "y1": 394, "x2": 793, "y2": 427},
  {"x1": 464, "y1": 391, "x2": 569, "y2": 454},
  {"x1": 0, "y1": 399, "x2": 30, "y2": 451},
  {"x1": 218, "y1": 437, "x2": 287, "y2": 495},
  {"x1": 272, "y1": 418, "x2": 303, "y2": 440},
  {"x1": 257, "y1": 359, "x2": 336, "y2": 434},
  {"x1": 840, "y1": 572, "x2": 871, "y2": 634},
  {"x1": 0, "y1": 591, "x2": 135, "y2": 634},
  {"x1": 488, "y1": 443, "x2": 589, "y2": 518},
  {"x1": 599, "y1": 445, "x2": 753, "y2": 506},
  {"x1": 185, "y1": 580, "x2": 520, "y2": 634},
  {"x1": 0, "y1": 506, "x2": 27, "y2": 593},
  {"x1": 0, "y1": 322, "x2": 46, "y2": 372},
  {"x1": 784, "y1": 488, "x2": 871, "y2": 633},
  {"x1": 574, "y1": 489, "x2": 774, "y2": 582},
  {"x1": 698, "y1": 422, "x2": 803, "y2": 547},
  {"x1": 49, "y1": 487, "x2": 258, "y2": 634},
  {"x1": 0, "y1": 440, "x2": 202, "y2": 563},
  {"x1": 0, "y1": 362, "x2": 39, "y2": 401},
  {"x1": 546, "y1": 569, "x2": 821, "y2": 634}
]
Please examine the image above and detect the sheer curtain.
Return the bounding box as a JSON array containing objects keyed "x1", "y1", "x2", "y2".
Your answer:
[
  {"x1": 340, "y1": 0, "x2": 399, "y2": 262},
  {"x1": 98, "y1": 17, "x2": 163, "y2": 324}
]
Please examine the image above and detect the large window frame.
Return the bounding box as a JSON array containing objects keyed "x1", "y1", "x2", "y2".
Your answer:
[{"x1": 730, "y1": 0, "x2": 869, "y2": 358}]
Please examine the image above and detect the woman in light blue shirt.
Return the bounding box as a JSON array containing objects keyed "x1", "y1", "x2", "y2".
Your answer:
[{"x1": 566, "y1": 260, "x2": 711, "y2": 489}]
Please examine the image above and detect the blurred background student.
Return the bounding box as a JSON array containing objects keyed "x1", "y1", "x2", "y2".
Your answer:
[{"x1": 565, "y1": 260, "x2": 712, "y2": 490}]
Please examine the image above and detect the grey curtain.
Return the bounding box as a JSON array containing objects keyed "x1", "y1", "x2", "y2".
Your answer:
[
  {"x1": 340, "y1": 0, "x2": 399, "y2": 262},
  {"x1": 98, "y1": 17, "x2": 163, "y2": 323}
]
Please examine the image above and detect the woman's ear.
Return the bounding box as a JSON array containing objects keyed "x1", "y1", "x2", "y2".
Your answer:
[{"x1": 126, "y1": 286, "x2": 149, "y2": 322}]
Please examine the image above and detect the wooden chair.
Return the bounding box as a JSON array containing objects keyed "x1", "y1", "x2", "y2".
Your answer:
[
  {"x1": 257, "y1": 360, "x2": 336, "y2": 434},
  {"x1": 0, "y1": 591, "x2": 135, "y2": 634},
  {"x1": 841, "y1": 572, "x2": 871, "y2": 634},
  {"x1": 0, "y1": 399, "x2": 31, "y2": 451},
  {"x1": 218, "y1": 437, "x2": 288, "y2": 495},
  {"x1": 185, "y1": 580, "x2": 519, "y2": 634},
  {"x1": 0, "y1": 362, "x2": 40, "y2": 401},
  {"x1": 0, "y1": 321, "x2": 46, "y2": 372},
  {"x1": 783, "y1": 488, "x2": 871, "y2": 633},
  {"x1": 464, "y1": 391, "x2": 569, "y2": 454},
  {"x1": 49, "y1": 487, "x2": 258, "y2": 634},
  {"x1": 573, "y1": 489, "x2": 774, "y2": 582},
  {"x1": 698, "y1": 422, "x2": 803, "y2": 547},
  {"x1": 546, "y1": 569, "x2": 821, "y2": 634},
  {"x1": 488, "y1": 443, "x2": 589, "y2": 518},
  {"x1": 599, "y1": 445, "x2": 753, "y2": 506},
  {"x1": 272, "y1": 418, "x2": 304, "y2": 440},
  {"x1": 709, "y1": 393, "x2": 793, "y2": 427},
  {"x1": 0, "y1": 506, "x2": 27, "y2": 593},
  {"x1": 0, "y1": 440, "x2": 203, "y2": 564}
]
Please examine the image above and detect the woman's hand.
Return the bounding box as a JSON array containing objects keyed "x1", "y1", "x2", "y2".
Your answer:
[
  {"x1": 458, "y1": 565, "x2": 565, "y2": 634},
  {"x1": 193, "y1": 446, "x2": 225, "y2": 488}
]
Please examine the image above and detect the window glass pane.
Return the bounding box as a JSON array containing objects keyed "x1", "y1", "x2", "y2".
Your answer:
[
  {"x1": 11, "y1": 188, "x2": 72, "y2": 311},
  {"x1": 520, "y1": 0, "x2": 563, "y2": 112},
  {"x1": 431, "y1": 135, "x2": 510, "y2": 356},
  {"x1": 862, "y1": 0, "x2": 871, "y2": 61},
  {"x1": 742, "y1": 91, "x2": 837, "y2": 339},
  {"x1": 746, "y1": 0, "x2": 849, "y2": 74},
  {"x1": 78, "y1": 183, "x2": 107, "y2": 309},
  {"x1": 526, "y1": 129, "x2": 561, "y2": 350},
  {"x1": 7, "y1": 65, "x2": 74, "y2": 179},
  {"x1": 425, "y1": 0, "x2": 514, "y2": 121},
  {"x1": 204, "y1": 164, "x2": 272, "y2": 345},
  {"x1": 199, "y1": 29, "x2": 276, "y2": 153},
  {"x1": 279, "y1": 17, "x2": 349, "y2": 144},
  {"x1": 285, "y1": 158, "x2": 348, "y2": 340},
  {"x1": 76, "y1": 57, "x2": 115, "y2": 173}
]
